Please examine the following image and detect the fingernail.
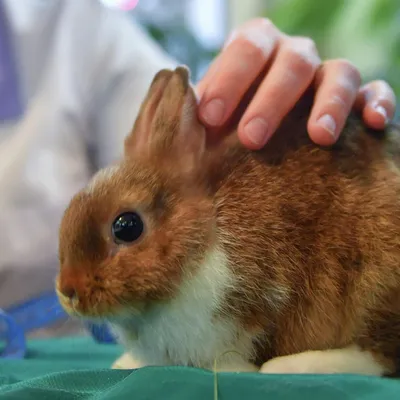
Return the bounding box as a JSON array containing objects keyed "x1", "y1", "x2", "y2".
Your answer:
[
  {"x1": 372, "y1": 102, "x2": 389, "y2": 125},
  {"x1": 317, "y1": 114, "x2": 337, "y2": 139},
  {"x1": 244, "y1": 117, "x2": 269, "y2": 147},
  {"x1": 201, "y1": 98, "x2": 225, "y2": 126}
]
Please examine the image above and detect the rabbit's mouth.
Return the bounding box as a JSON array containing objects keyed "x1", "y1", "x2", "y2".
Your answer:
[
  {"x1": 56, "y1": 289, "x2": 139, "y2": 319},
  {"x1": 55, "y1": 275, "x2": 142, "y2": 319}
]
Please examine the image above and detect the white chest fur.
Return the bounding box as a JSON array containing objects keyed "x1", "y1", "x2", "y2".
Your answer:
[{"x1": 112, "y1": 247, "x2": 258, "y2": 372}]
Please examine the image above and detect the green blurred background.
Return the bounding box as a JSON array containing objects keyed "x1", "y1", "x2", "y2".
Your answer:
[
  {"x1": 126, "y1": 0, "x2": 399, "y2": 119},
  {"x1": 267, "y1": 0, "x2": 400, "y2": 118}
]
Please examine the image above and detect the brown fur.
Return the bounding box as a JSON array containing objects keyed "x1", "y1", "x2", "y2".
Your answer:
[
  {"x1": 58, "y1": 66, "x2": 400, "y2": 375},
  {"x1": 213, "y1": 97, "x2": 400, "y2": 374}
]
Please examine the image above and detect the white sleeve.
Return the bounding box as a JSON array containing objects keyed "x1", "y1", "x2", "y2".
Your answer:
[{"x1": 86, "y1": 9, "x2": 177, "y2": 169}]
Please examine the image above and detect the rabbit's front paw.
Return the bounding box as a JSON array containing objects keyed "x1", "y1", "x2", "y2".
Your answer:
[
  {"x1": 260, "y1": 346, "x2": 385, "y2": 376},
  {"x1": 111, "y1": 352, "x2": 143, "y2": 370},
  {"x1": 260, "y1": 353, "x2": 321, "y2": 374}
]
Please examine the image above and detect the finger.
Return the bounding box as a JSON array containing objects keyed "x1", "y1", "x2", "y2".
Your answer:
[
  {"x1": 354, "y1": 80, "x2": 396, "y2": 130},
  {"x1": 237, "y1": 36, "x2": 321, "y2": 149},
  {"x1": 195, "y1": 53, "x2": 223, "y2": 100},
  {"x1": 197, "y1": 18, "x2": 281, "y2": 128},
  {"x1": 307, "y1": 59, "x2": 361, "y2": 146}
]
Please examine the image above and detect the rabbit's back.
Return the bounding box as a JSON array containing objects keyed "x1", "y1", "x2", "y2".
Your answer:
[{"x1": 214, "y1": 94, "x2": 400, "y2": 369}]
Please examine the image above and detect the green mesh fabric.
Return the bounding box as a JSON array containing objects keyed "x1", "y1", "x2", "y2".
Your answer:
[{"x1": 0, "y1": 337, "x2": 399, "y2": 399}]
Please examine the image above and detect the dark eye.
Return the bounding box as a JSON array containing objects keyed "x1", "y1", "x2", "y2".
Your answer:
[{"x1": 112, "y1": 212, "x2": 144, "y2": 244}]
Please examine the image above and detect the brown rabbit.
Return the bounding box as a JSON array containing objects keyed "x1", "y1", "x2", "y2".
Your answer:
[{"x1": 57, "y1": 66, "x2": 400, "y2": 376}]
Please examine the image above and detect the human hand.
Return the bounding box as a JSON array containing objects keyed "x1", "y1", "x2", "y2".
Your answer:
[{"x1": 196, "y1": 18, "x2": 396, "y2": 149}]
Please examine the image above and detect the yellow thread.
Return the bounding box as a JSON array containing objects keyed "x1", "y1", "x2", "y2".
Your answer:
[{"x1": 213, "y1": 350, "x2": 245, "y2": 400}]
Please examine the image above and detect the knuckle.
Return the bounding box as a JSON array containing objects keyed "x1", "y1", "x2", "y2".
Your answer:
[
  {"x1": 331, "y1": 93, "x2": 348, "y2": 109},
  {"x1": 371, "y1": 79, "x2": 387, "y2": 87},
  {"x1": 282, "y1": 37, "x2": 320, "y2": 76},
  {"x1": 346, "y1": 65, "x2": 361, "y2": 86},
  {"x1": 335, "y1": 58, "x2": 362, "y2": 85},
  {"x1": 258, "y1": 17, "x2": 277, "y2": 33},
  {"x1": 297, "y1": 36, "x2": 318, "y2": 53},
  {"x1": 242, "y1": 41, "x2": 268, "y2": 62},
  {"x1": 366, "y1": 80, "x2": 397, "y2": 110},
  {"x1": 231, "y1": 18, "x2": 279, "y2": 58},
  {"x1": 238, "y1": 17, "x2": 277, "y2": 35},
  {"x1": 326, "y1": 90, "x2": 353, "y2": 112},
  {"x1": 373, "y1": 80, "x2": 395, "y2": 97},
  {"x1": 322, "y1": 59, "x2": 361, "y2": 97}
]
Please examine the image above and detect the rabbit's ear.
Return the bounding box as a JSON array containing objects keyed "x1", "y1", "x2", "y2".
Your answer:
[
  {"x1": 125, "y1": 66, "x2": 206, "y2": 173},
  {"x1": 124, "y1": 68, "x2": 173, "y2": 155}
]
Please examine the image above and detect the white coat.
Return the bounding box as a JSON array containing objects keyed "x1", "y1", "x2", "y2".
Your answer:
[{"x1": 0, "y1": 0, "x2": 175, "y2": 325}]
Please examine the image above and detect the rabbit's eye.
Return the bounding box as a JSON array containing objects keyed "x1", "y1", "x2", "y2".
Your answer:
[{"x1": 112, "y1": 212, "x2": 144, "y2": 244}]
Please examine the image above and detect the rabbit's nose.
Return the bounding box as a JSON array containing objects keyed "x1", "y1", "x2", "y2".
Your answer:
[
  {"x1": 58, "y1": 276, "x2": 79, "y2": 301},
  {"x1": 57, "y1": 269, "x2": 83, "y2": 301},
  {"x1": 60, "y1": 284, "x2": 77, "y2": 301}
]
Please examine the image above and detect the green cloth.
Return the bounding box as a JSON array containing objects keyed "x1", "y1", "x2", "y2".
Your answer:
[{"x1": 0, "y1": 337, "x2": 399, "y2": 399}]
